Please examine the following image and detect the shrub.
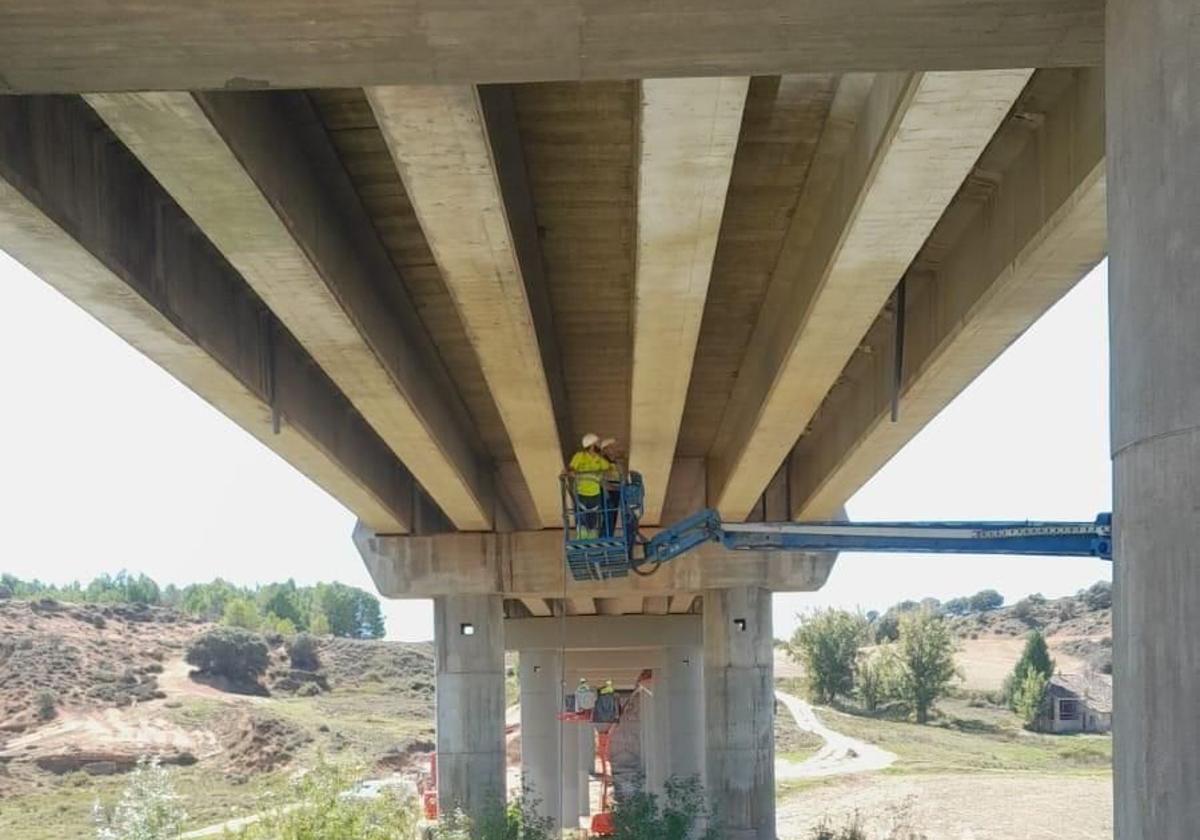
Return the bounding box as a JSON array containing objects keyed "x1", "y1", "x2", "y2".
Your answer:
[
  {"x1": 93, "y1": 757, "x2": 187, "y2": 840},
  {"x1": 185, "y1": 627, "x2": 269, "y2": 683},
  {"x1": 1084, "y1": 580, "x2": 1112, "y2": 610},
  {"x1": 608, "y1": 775, "x2": 719, "y2": 840},
  {"x1": 787, "y1": 610, "x2": 868, "y2": 704},
  {"x1": 1011, "y1": 598, "x2": 1041, "y2": 627},
  {"x1": 235, "y1": 759, "x2": 420, "y2": 840},
  {"x1": 35, "y1": 689, "x2": 57, "y2": 721},
  {"x1": 809, "y1": 814, "x2": 867, "y2": 840},
  {"x1": 968, "y1": 589, "x2": 1004, "y2": 612},
  {"x1": 430, "y1": 785, "x2": 551, "y2": 840},
  {"x1": 288, "y1": 633, "x2": 321, "y2": 670}
]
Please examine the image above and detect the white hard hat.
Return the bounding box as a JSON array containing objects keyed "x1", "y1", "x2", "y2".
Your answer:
[{"x1": 582, "y1": 432, "x2": 600, "y2": 448}]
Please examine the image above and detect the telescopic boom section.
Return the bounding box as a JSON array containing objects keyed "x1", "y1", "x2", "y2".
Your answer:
[{"x1": 641, "y1": 511, "x2": 1112, "y2": 570}]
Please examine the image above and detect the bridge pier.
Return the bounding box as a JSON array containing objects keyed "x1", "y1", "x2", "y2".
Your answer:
[
  {"x1": 433, "y1": 595, "x2": 506, "y2": 824},
  {"x1": 1109, "y1": 2, "x2": 1200, "y2": 838},
  {"x1": 705, "y1": 587, "x2": 775, "y2": 840},
  {"x1": 518, "y1": 648, "x2": 564, "y2": 829}
]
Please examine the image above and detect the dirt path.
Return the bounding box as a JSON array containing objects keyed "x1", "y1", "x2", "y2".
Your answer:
[{"x1": 775, "y1": 691, "x2": 896, "y2": 780}]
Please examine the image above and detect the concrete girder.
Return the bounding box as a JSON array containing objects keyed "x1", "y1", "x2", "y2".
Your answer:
[
  {"x1": 505, "y1": 616, "x2": 700, "y2": 651},
  {"x1": 0, "y1": 95, "x2": 416, "y2": 533},
  {"x1": 85, "y1": 91, "x2": 496, "y2": 531},
  {"x1": 708, "y1": 69, "x2": 1033, "y2": 520},
  {"x1": 790, "y1": 68, "x2": 1106, "y2": 519},
  {"x1": 630, "y1": 77, "x2": 748, "y2": 525},
  {"x1": 355, "y1": 524, "x2": 834, "y2": 599},
  {"x1": 0, "y1": 2, "x2": 1101, "y2": 93},
  {"x1": 368, "y1": 85, "x2": 567, "y2": 528}
]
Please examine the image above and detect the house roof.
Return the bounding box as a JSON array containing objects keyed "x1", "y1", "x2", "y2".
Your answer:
[{"x1": 1049, "y1": 672, "x2": 1113, "y2": 714}]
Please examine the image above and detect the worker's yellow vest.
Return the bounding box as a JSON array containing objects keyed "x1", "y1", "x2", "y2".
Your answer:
[{"x1": 569, "y1": 451, "x2": 611, "y2": 497}]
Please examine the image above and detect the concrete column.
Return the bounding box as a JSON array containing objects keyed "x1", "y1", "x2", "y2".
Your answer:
[
  {"x1": 1109, "y1": 4, "x2": 1200, "y2": 839},
  {"x1": 663, "y1": 645, "x2": 705, "y2": 784},
  {"x1": 519, "y1": 649, "x2": 563, "y2": 829},
  {"x1": 561, "y1": 706, "x2": 580, "y2": 831},
  {"x1": 704, "y1": 587, "x2": 774, "y2": 840},
  {"x1": 639, "y1": 673, "x2": 664, "y2": 798},
  {"x1": 434, "y1": 595, "x2": 505, "y2": 823},
  {"x1": 578, "y1": 725, "x2": 593, "y2": 818}
]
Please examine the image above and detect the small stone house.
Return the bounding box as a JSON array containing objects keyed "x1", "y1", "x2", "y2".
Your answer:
[{"x1": 1039, "y1": 672, "x2": 1112, "y2": 733}]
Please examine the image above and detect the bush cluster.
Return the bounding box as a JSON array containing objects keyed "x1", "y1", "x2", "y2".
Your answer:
[{"x1": 184, "y1": 627, "x2": 269, "y2": 683}]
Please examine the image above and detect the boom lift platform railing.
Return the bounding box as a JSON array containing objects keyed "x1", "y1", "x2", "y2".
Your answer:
[{"x1": 562, "y1": 471, "x2": 1112, "y2": 582}]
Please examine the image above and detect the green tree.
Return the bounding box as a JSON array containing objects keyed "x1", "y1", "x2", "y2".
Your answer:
[
  {"x1": 93, "y1": 757, "x2": 187, "y2": 840},
  {"x1": 787, "y1": 610, "x2": 867, "y2": 704},
  {"x1": 1006, "y1": 630, "x2": 1055, "y2": 709},
  {"x1": 1014, "y1": 669, "x2": 1049, "y2": 730},
  {"x1": 313, "y1": 583, "x2": 386, "y2": 639},
  {"x1": 854, "y1": 648, "x2": 900, "y2": 712},
  {"x1": 895, "y1": 610, "x2": 958, "y2": 723},
  {"x1": 258, "y1": 580, "x2": 306, "y2": 630},
  {"x1": 309, "y1": 613, "x2": 332, "y2": 637},
  {"x1": 222, "y1": 597, "x2": 261, "y2": 631}
]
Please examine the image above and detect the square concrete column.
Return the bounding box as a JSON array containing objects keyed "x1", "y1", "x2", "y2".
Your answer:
[
  {"x1": 561, "y1": 702, "x2": 581, "y2": 831},
  {"x1": 639, "y1": 672, "x2": 664, "y2": 798},
  {"x1": 578, "y1": 724, "x2": 594, "y2": 818},
  {"x1": 663, "y1": 645, "x2": 705, "y2": 785},
  {"x1": 518, "y1": 649, "x2": 564, "y2": 829},
  {"x1": 704, "y1": 587, "x2": 774, "y2": 840},
  {"x1": 434, "y1": 595, "x2": 505, "y2": 823},
  {"x1": 1109, "y1": 3, "x2": 1200, "y2": 838}
]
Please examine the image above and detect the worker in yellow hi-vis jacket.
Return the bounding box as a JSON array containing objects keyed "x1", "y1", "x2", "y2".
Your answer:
[{"x1": 568, "y1": 433, "x2": 611, "y2": 539}]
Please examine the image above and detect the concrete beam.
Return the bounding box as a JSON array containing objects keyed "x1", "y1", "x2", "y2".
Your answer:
[
  {"x1": 368, "y1": 85, "x2": 566, "y2": 527},
  {"x1": 630, "y1": 77, "x2": 748, "y2": 524},
  {"x1": 563, "y1": 650, "x2": 665, "y2": 672},
  {"x1": 0, "y1": 2, "x2": 1101, "y2": 93},
  {"x1": 505, "y1": 616, "x2": 700, "y2": 651},
  {"x1": 355, "y1": 524, "x2": 834, "y2": 598},
  {"x1": 709, "y1": 69, "x2": 1033, "y2": 520},
  {"x1": 85, "y1": 91, "x2": 494, "y2": 531},
  {"x1": 0, "y1": 95, "x2": 415, "y2": 533},
  {"x1": 790, "y1": 69, "x2": 1106, "y2": 519}
]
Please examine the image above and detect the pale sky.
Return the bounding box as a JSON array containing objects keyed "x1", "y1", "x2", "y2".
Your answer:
[{"x1": 0, "y1": 249, "x2": 1111, "y2": 641}]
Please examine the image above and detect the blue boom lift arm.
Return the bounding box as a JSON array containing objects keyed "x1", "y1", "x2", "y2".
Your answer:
[{"x1": 561, "y1": 472, "x2": 1111, "y2": 582}]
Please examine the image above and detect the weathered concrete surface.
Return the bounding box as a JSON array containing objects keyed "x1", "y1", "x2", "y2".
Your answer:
[
  {"x1": 506, "y1": 617, "x2": 699, "y2": 652},
  {"x1": 663, "y1": 646, "x2": 705, "y2": 784},
  {"x1": 369, "y1": 85, "x2": 566, "y2": 528},
  {"x1": 355, "y1": 524, "x2": 835, "y2": 598},
  {"x1": 705, "y1": 587, "x2": 774, "y2": 839},
  {"x1": 518, "y1": 648, "x2": 564, "y2": 828},
  {"x1": 0, "y1": 2, "x2": 1101, "y2": 93},
  {"x1": 85, "y1": 91, "x2": 494, "y2": 531},
  {"x1": 0, "y1": 95, "x2": 416, "y2": 533},
  {"x1": 434, "y1": 595, "x2": 505, "y2": 822},
  {"x1": 1108, "y1": 3, "x2": 1200, "y2": 838},
  {"x1": 790, "y1": 68, "x2": 1106, "y2": 519},
  {"x1": 630, "y1": 77, "x2": 748, "y2": 524},
  {"x1": 709, "y1": 69, "x2": 1032, "y2": 521}
]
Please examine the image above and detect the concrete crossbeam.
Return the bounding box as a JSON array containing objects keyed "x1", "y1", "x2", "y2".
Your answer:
[
  {"x1": 368, "y1": 85, "x2": 566, "y2": 527},
  {"x1": 0, "y1": 95, "x2": 415, "y2": 533},
  {"x1": 0, "y1": 2, "x2": 1102, "y2": 93},
  {"x1": 709, "y1": 69, "x2": 1032, "y2": 521},
  {"x1": 506, "y1": 616, "x2": 700, "y2": 651},
  {"x1": 85, "y1": 91, "x2": 495, "y2": 531},
  {"x1": 790, "y1": 68, "x2": 1106, "y2": 519},
  {"x1": 354, "y1": 524, "x2": 834, "y2": 598},
  {"x1": 630, "y1": 77, "x2": 748, "y2": 524}
]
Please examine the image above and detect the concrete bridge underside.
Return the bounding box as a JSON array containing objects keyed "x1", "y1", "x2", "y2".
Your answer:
[{"x1": 0, "y1": 3, "x2": 1192, "y2": 836}]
